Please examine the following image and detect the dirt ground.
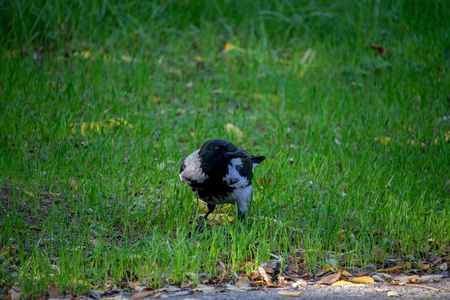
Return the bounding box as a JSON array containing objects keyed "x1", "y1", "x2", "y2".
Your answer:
[{"x1": 94, "y1": 279, "x2": 450, "y2": 300}]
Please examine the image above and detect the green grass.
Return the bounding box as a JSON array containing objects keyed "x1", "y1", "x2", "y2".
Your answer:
[{"x1": 1, "y1": 0, "x2": 449, "y2": 297}]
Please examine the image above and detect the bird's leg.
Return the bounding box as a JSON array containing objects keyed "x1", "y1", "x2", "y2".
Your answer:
[
  {"x1": 194, "y1": 204, "x2": 216, "y2": 233},
  {"x1": 237, "y1": 210, "x2": 246, "y2": 222}
]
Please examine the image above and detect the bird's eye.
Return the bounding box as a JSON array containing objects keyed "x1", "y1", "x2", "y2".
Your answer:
[{"x1": 215, "y1": 146, "x2": 220, "y2": 151}]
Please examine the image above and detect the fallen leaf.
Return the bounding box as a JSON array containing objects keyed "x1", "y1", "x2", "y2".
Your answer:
[
  {"x1": 48, "y1": 284, "x2": 59, "y2": 299},
  {"x1": 372, "y1": 275, "x2": 386, "y2": 282},
  {"x1": 194, "y1": 284, "x2": 217, "y2": 294},
  {"x1": 235, "y1": 276, "x2": 251, "y2": 288},
  {"x1": 393, "y1": 275, "x2": 419, "y2": 283},
  {"x1": 387, "y1": 291, "x2": 400, "y2": 297},
  {"x1": 368, "y1": 44, "x2": 387, "y2": 57},
  {"x1": 340, "y1": 270, "x2": 352, "y2": 277},
  {"x1": 11, "y1": 293, "x2": 21, "y2": 300},
  {"x1": 173, "y1": 291, "x2": 190, "y2": 297},
  {"x1": 113, "y1": 296, "x2": 125, "y2": 300},
  {"x1": 224, "y1": 123, "x2": 243, "y2": 142},
  {"x1": 180, "y1": 281, "x2": 191, "y2": 288},
  {"x1": 129, "y1": 281, "x2": 141, "y2": 288},
  {"x1": 224, "y1": 42, "x2": 234, "y2": 51},
  {"x1": 332, "y1": 280, "x2": 354, "y2": 286},
  {"x1": 225, "y1": 283, "x2": 246, "y2": 292},
  {"x1": 292, "y1": 279, "x2": 307, "y2": 288},
  {"x1": 420, "y1": 275, "x2": 443, "y2": 282},
  {"x1": 278, "y1": 291, "x2": 303, "y2": 297},
  {"x1": 374, "y1": 136, "x2": 391, "y2": 145},
  {"x1": 350, "y1": 276, "x2": 374, "y2": 283},
  {"x1": 90, "y1": 290, "x2": 104, "y2": 299},
  {"x1": 258, "y1": 265, "x2": 273, "y2": 285},
  {"x1": 131, "y1": 291, "x2": 154, "y2": 299},
  {"x1": 318, "y1": 273, "x2": 340, "y2": 285},
  {"x1": 376, "y1": 266, "x2": 401, "y2": 272}
]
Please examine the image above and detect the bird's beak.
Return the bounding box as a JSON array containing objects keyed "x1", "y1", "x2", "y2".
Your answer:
[{"x1": 224, "y1": 149, "x2": 250, "y2": 159}]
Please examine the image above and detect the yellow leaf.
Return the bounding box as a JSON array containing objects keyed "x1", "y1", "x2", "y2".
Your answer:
[
  {"x1": 278, "y1": 291, "x2": 302, "y2": 297},
  {"x1": 224, "y1": 42, "x2": 233, "y2": 51},
  {"x1": 82, "y1": 50, "x2": 90, "y2": 58},
  {"x1": 218, "y1": 204, "x2": 232, "y2": 213},
  {"x1": 193, "y1": 198, "x2": 209, "y2": 212},
  {"x1": 81, "y1": 123, "x2": 87, "y2": 136},
  {"x1": 350, "y1": 276, "x2": 374, "y2": 283},
  {"x1": 224, "y1": 123, "x2": 243, "y2": 142},
  {"x1": 253, "y1": 93, "x2": 264, "y2": 99},
  {"x1": 332, "y1": 280, "x2": 354, "y2": 286},
  {"x1": 129, "y1": 281, "x2": 141, "y2": 288},
  {"x1": 374, "y1": 136, "x2": 391, "y2": 145},
  {"x1": 195, "y1": 56, "x2": 204, "y2": 62},
  {"x1": 23, "y1": 190, "x2": 34, "y2": 197},
  {"x1": 206, "y1": 213, "x2": 234, "y2": 223},
  {"x1": 340, "y1": 270, "x2": 352, "y2": 277},
  {"x1": 407, "y1": 140, "x2": 425, "y2": 147},
  {"x1": 376, "y1": 266, "x2": 401, "y2": 272}
]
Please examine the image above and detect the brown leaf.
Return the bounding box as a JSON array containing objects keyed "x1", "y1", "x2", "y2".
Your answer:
[
  {"x1": 180, "y1": 281, "x2": 191, "y2": 288},
  {"x1": 317, "y1": 273, "x2": 340, "y2": 285},
  {"x1": 258, "y1": 266, "x2": 273, "y2": 286},
  {"x1": 235, "y1": 276, "x2": 251, "y2": 288},
  {"x1": 48, "y1": 284, "x2": 59, "y2": 299},
  {"x1": 376, "y1": 266, "x2": 401, "y2": 272},
  {"x1": 368, "y1": 44, "x2": 387, "y2": 57},
  {"x1": 131, "y1": 291, "x2": 154, "y2": 299},
  {"x1": 11, "y1": 293, "x2": 21, "y2": 300}
]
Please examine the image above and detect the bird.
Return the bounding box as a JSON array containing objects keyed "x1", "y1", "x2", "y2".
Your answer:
[{"x1": 180, "y1": 139, "x2": 266, "y2": 230}]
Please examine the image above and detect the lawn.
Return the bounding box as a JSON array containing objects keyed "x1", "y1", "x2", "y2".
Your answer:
[{"x1": 1, "y1": 0, "x2": 449, "y2": 298}]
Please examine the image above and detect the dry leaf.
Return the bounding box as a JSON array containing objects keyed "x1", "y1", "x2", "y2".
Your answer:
[
  {"x1": 372, "y1": 275, "x2": 386, "y2": 282},
  {"x1": 318, "y1": 273, "x2": 340, "y2": 285},
  {"x1": 129, "y1": 281, "x2": 141, "y2": 288},
  {"x1": 131, "y1": 291, "x2": 154, "y2": 299},
  {"x1": 332, "y1": 280, "x2": 354, "y2": 286},
  {"x1": 224, "y1": 123, "x2": 243, "y2": 142},
  {"x1": 204, "y1": 213, "x2": 234, "y2": 223},
  {"x1": 350, "y1": 276, "x2": 374, "y2": 283},
  {"x1": 340, "y1": 270, "x2": 352, "y2": 277},
  {"x1": 235, "y1": 276, "x2": 251, "y2": 288},
  {"x1": 48, "y1": 284, "x2": 59, "y2": 299},
  {"x1": 374, "y1": 136, "x2": 391, "y2": 145},
  {"x1": 387, "y1": 291, "x2": 400, "y2": 297},
  {"x1": 292, "y1": 279, "x2": 307, "y2": 288},
  {"x1": 224, "y1": 42, "x2": 233, "y2": 51},
  {"x1": 258, "y1": 265, "x2": 272, "y2": 285},
  {"x1": 420, "y1": 275, "x2": 443, "y2": 282},
  {"x1": 376, "y1": 266, "x2": 401, "y2": 272},
  {"x1": 180, "y1": 281, "x2": 191, "y2": 288},
  {"x1": 11, "y1": 293, "x2": 21, "y2": 300},
  {"x1": 194, "y1": 284, "x2": 216, "y2": 294},
  {"x1": 368, "y1": 44, "x2": 387, "y2": 57},
  {"x1": 393, "y1": 275, "x2": 419, "y2": 283},
  {"x1": 278, "y1": 291, "x2": 303, "y2": 297}
]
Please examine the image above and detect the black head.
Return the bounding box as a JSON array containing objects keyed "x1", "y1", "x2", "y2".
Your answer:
[{"x1": 198, "y1": 139, "x2": 249, "y2": 168}]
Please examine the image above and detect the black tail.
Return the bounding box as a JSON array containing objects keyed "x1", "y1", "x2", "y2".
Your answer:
[{"x1": 251, "y1": 156, "x2": 266, "y2": 165}]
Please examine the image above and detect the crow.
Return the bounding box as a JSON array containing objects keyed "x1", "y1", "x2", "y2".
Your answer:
[{"x1": 180, "y1": 139, "x2": 265, "y2": 229}]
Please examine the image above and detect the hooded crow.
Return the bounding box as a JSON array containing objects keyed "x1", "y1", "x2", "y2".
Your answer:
[{"x1": 180, "y1": 139, "x2": 265, "y2": 228}]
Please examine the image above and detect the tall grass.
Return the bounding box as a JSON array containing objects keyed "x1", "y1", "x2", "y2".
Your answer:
[{"x1": 1, "y1": 0, "x2": 449, "y2": 297}]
